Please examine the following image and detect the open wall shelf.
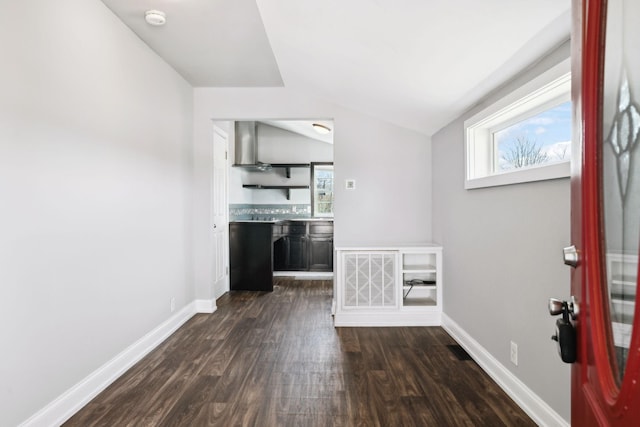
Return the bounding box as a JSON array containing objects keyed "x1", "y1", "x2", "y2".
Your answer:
[
  {"x1": 270, "y1": 163, "x2": 310, "y2": 178},
  {"x1": 242, "y1": 184, "x2": 310, "y2": 200}
]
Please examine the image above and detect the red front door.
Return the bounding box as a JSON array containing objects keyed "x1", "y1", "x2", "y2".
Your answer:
[{"x1": 571, "y1": 0, "x2": 640, "y2": 425}]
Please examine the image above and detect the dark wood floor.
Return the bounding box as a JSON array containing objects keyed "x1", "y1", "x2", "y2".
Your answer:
[{"x1": 65, "y1": 278, "x2": 534, "y2": 426}]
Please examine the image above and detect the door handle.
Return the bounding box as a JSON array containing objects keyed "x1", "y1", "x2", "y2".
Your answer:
[
  {"x1": 549, "y1": 296, "x2": 579, "y2": 319},
  {"x1": 563, "y1": 245, "x2": 579, "y2": 268},
  {"x1": 549, "y1": 297, "x2": 578, "y2": 363}
]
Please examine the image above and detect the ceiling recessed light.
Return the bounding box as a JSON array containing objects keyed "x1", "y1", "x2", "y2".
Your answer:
[
  {"x1": 312, "y1": 123, "x2": 331, "y2": 134},
  {"x1": 145, "y1": 10, "x2": 166, "y2": 26}
]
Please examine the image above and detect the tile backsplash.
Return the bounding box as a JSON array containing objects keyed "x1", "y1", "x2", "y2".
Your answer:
[{"x1": 229, "y1": 204, "x2": 311, "y2": 221}]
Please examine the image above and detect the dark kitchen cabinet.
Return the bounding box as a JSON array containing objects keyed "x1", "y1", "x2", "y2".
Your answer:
[
  {"x1": 273, "y1": 220, "x2": 333, "y2": 272},
  {"x1": 309, "y1": 235, "x2": 333, "y2": 271},
  {"x1": 274, "y1": 234, "x2": 308, "y2": 271},
  {"x1": 285, "y1": 235, "x2": 309, "y2": 270},
  {"x1": 229, "y1": 222, "x2": 274, "y2": 291},
  {"x1": 273, "y1": 234, "x2": 287, "y2": 271},
  {"x1": 274, "y1": 224, "x2": 309, "y2": 271},
  {"x1": 308, "y1": 221, "x2": 334, "y2": 272}
]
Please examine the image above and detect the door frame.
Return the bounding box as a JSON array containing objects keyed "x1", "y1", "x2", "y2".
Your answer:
[{"x1": 212, "y1": 123, "x2": 230, "y2": 298}]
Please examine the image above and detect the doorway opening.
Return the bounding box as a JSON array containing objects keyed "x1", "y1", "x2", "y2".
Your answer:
[{"x1": 216, "y1": 119, "x2": 335, "y2": 295}]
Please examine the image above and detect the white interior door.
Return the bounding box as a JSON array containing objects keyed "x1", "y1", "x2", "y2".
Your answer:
[{"x1": 212, "y1": 125, "x2": 229, "y2": 297}]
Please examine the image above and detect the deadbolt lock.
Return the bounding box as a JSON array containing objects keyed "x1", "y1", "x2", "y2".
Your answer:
[{"x1": 549, "y1": 297, "x2": 578, "y2": 364}]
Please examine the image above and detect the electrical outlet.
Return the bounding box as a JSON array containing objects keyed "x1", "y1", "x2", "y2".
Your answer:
[
  {"x1": 170, "y1": 297, "x2": 176, "y2": 313},
  {"x1": 510, "y1": 341, "x2": 518, "y2": 366}
]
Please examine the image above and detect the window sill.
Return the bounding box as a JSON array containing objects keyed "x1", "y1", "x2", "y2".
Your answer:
[{"x1": 465, "y1": 161, "x2": 570, "y2": 189}]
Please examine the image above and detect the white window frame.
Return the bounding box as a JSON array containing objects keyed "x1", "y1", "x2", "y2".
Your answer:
[
  {"x1": 311, "y1": 162, "x2": 334, "y2": 218},
  {"x1": 464, "y1": 59, "x2": 571, "y2": 189}
]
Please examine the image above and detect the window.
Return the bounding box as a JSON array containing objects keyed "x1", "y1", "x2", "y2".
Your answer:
[
  {"x1": 465, "y1": 59, "x2": 571, "y2": 189},
  {"x1": 311, "y1": 162, "x2": 333, "y2": 217}
]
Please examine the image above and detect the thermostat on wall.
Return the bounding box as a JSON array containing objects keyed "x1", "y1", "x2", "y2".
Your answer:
[{"x1": 345, "y1": 179, "x2": 356, "y2": 190}]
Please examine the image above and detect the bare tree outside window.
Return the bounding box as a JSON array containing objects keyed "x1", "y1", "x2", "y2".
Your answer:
[
  {"x1": 553, "y1": 143, "x2": 571, "y2": 161},
  {"x1": 500, "y1": 136, "x2": 550, "y2": 170},
  {"x1": 499, "y1": 134, "x2": 571, "y2": 171}
]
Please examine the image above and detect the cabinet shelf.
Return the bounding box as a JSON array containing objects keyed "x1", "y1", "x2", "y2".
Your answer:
[
  {"x1": 270, "y1": 163, "x2": 310, "y2": 178},
  {"x1": 403, "y1": 279, "x2": 436, "y2": 298},
  {"x1": 269, "y1": 163, "x2": 310, "y2": 168},
  {"x1": 403, "y1": 285, "x2": 437, "y2": 290},
  {"x1": 242, "y1": 184, "x2": 310, "y2": 200},
  {"x1": 403, "y1": 297, "x2": 437, "y2": 307},
  {"x1": 401, "y1": 251, "x2": 440, "y2": 307},
  {"x1": 402, "y1": 264, "x2": 436, "y2": 272},
  {"x1": 403, "y1": 282, "x2": 436, "y2": 288},
  {"x1": 242, "y1": 185, "x2": 310, "y2": 189}
]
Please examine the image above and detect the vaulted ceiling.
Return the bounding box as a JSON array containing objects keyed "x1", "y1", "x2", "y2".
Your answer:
[{"x1": 101, "y1": 0, "x2": 571, "y2": 135}]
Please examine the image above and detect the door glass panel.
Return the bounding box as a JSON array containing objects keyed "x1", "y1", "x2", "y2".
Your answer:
[{"x1": 602, "y1": 0, "x2": 640, "y2": 384}]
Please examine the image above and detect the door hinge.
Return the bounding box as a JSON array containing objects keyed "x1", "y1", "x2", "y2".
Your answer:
[
  {"x1": 226, "y1": 266, "x2": 229, "y2": 275},
  {"x1": 225, "y1": 151, "x2": 228, "y2": 160}
]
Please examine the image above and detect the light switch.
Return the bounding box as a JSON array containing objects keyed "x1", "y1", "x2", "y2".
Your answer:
[{"x1": 345, "y1": 179, "x2": 356, "y2": 190}]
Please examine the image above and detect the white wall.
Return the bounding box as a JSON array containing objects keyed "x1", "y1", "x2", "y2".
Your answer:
[
  {"x1": 0, "y1": 1, "x2": 194, "y2": 425},
  {"x1": 193, "y1": 88, "x2": 432, "y2": 300},
  {"x1": 230, "y1": 123, "x2": 334, "y2": 205},
  {"x1": 257, "y1": 123, "x2": 333, "y2": 164},
  {"x1": 432, "y1": 42, "x2": 572, "y2": 423}
]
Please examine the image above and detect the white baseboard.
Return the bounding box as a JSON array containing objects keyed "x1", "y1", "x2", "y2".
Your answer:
[
  {"x1": 273, "y1": 271, "x2": 334, "y2": 279},
  {"x1": 195, "y1": 298, "x2": 217, "y2": 314},
  {"x1": 441, "y1": 313, "x2": 569, "y2": 427},
  {"x1": 21, "y1": 303, "x2": 566, "y2": 426},
  {"x1": 20, "y1": 299, "x2": 216, "y2": 427},
  {"x1": 334, "y1": 310, "x2": 441, "y2": 327}
]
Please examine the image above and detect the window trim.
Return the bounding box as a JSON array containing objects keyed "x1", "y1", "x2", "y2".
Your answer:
[
  {"x1": 464, "y1": 58, "x2": 571, "y2": 189},
  {"x1": 310, "y1": 162, "x2": 334, "y2": 217}
]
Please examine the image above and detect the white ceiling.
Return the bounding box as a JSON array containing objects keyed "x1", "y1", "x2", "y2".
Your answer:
[
  {"x1": 101, "y1": 0, "x2": 571, "y2": 136},
  {"x1": 261, "y1": 120, "x2": 334, "y2": 144}
]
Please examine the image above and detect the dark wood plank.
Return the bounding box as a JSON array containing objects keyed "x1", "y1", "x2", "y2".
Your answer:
[{"x1": 64, "y1": 278, "x2": 535, "y2": 427}]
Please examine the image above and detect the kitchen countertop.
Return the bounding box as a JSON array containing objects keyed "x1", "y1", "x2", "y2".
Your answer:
[
  {"x1": 231, "y1": 220, "x2": 280, "y2": 223},
  {"x1": 230, "y1": 218, "x2": 333, "y2": 224}
]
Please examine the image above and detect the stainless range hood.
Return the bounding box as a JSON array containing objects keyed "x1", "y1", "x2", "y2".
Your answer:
[{"x1": 233, "y1": 121, "x2": 272, "y2": 171}]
